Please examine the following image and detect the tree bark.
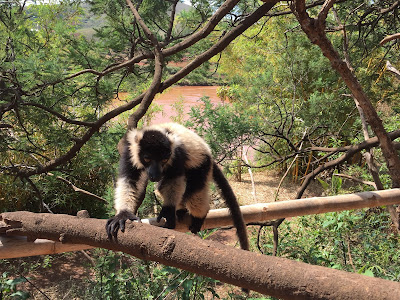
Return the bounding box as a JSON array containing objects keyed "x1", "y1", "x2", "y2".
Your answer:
[
  {"x1": 2, "y1": 188, "x2": 400, "y2": 259},
  {"x1": 1, "y1": 211, "x2": 400, "y2": 300},
  {"x1": 385, "y1": 61, "x2": 400, "y2": 80}
]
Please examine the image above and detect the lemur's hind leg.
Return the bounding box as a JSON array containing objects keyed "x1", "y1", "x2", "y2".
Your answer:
[
  {"x1": 155, "y1": 176, "x2": 185, "y2": 229},
  {"x1": 176, "y1": 207, "x2": 188, "y2": 222},
  {"x1": 185, "y1": 189, "x2": 210, "y2": 234},
  {"x1": 189, "y1": 216, "x2": 206, "y2": 234}
]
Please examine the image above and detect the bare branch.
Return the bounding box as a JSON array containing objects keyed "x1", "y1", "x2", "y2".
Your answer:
[
  {"x1": 165, "y1": 0, "x2": 179, "y2": 43},
  {"x1": 385, "y1": 61, "x2": 400, "y2": 80},
  {"x1": 318, "y1": 0, "x2": 336, "y2": 23},
  {"x1": 53, "y1": 175, "x2": 107, "y2": 203},
  {"x1": 380, "y1": 33, "x2": 400, "y2": 46},
  {"x1": 243, "y1": 149, "x2": 256, "y2": 202},
  {"x1": 0, "y1": 123, "x2": 12, "y2": 129},
  {"x1": 126, "y1": 0, "x2": 160, "y2": 47},
  {"x1": 246, "y1": 130, "x2": 400, "y2": 171},
  {"x1": 296, "y1": 130, "x2": 400, "y2": 199},
  {"x1": 333, "y1": 173, "x2": 376, "y2": 188},
  {"x1": 380, "y1": 1, "x2": 400, "y2": 14},
  {"x1": 275, "y1": 130, "x2": 307, "y2": 201},
  {"x1": 331, "y1": 6, "x2": 353, "y2": 71}
]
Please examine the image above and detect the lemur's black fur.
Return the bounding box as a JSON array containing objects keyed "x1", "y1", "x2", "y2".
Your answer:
[{"x1": 106, "y1": 123, "x2": 249, "y2": 251}]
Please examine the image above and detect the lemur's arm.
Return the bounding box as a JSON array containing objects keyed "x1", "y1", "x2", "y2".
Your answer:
[{"x1": 106, "y1": 147, "x2": 148, "y2": 239}]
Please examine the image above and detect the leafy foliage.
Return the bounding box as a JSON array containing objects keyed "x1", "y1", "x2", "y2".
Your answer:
[
  {"x1": 187, "y1": 97, "x2": 259, "y2": 163},
  {"x1": 0, "y1": 1, "x2": 119, "y2": 215},
  {"x1": 216, "y1": 16, "x2": 358, "y2": 167},
  {"x1": 256, "y1": 209, "x2": 400, "y2": 280},
  {"x1": 0, "y1": 272, "x2": 30, "y2": 300},
  {"x1": 0, "y1": 0, "x2": 226, "y2": 214},
  {"x1": 208, "y1": 1, "x2": 400, "y2": 189},
  {"x1": 80, "y1": 249, "x2": 219, "y2": 300}
]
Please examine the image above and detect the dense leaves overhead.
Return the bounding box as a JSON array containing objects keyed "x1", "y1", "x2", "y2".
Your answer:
[
  {"x1": 0, "y1": 0, "x2": 279, "y2": 213},
  {"x1": 0, "y1": 0, "x2": 399, "y2": 214}
]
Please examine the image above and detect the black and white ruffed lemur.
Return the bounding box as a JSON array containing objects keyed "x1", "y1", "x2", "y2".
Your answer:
[{"x1": 106, "y1": 123, "x2": 249, "y2": 251}]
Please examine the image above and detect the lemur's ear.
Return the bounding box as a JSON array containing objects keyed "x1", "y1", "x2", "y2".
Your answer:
[{"x1": 127, "y1": 128, "x2": 143, "y2": 143}]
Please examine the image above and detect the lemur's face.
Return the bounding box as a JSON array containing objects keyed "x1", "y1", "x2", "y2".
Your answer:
[{"x1": 139, "y1": 130, "x2": 171, "y2": 182}]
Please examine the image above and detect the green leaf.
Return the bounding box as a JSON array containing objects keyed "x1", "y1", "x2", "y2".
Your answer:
[
  {"x1": 362, "y1": 269, "x2": 375, "y2": 277},
  {"x1": 316, "y1": 177, "x2": 330, "y2": 190}
]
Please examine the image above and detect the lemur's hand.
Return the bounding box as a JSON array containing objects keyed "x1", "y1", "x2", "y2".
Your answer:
[
  {"x1": 106, "y1": 210, "x2": 140, "y2": 239},
  {"x1": 157, "y1": 206, "x2": 176, "y2": 229}
]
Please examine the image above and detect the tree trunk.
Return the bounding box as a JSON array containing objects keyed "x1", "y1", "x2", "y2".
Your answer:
[{"x1": 355, "y1": 99, "x2": 400, "y2": 231}]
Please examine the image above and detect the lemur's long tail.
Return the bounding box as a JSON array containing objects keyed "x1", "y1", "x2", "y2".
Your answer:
[{"x1": 212, "y1": 162, "x2": 249, "y2": 251}]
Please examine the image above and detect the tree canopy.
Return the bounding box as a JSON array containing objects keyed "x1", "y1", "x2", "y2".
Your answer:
[{"x1": 1, "y1": 0, "x2": 399, "y2": 217}]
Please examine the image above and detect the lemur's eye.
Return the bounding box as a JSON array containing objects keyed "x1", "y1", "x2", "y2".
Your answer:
[
  {"x1": 162, "y1": 158, "x2": 168, "y2": 164},
  {"x1": 143, "y1": 157, "x2": 151, "y2": 163}
]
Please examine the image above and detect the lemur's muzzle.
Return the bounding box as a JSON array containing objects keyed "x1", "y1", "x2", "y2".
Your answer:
[{"x1": 148, "y1": 161, "x2": 162, "y2": 182}]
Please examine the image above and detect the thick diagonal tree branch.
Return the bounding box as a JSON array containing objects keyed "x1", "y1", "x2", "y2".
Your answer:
[
  {"x1": 125, "y1": 0, "x2": 164, "y2": 129},
  {"x1": 2, "y1": 211, "x2": 400, "y2": 299},
  {"x1": 331, "y1": 9, "x2": 400, "y2": 230}
]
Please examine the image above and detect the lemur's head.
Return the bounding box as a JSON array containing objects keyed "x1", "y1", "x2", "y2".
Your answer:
[{"x1": 127, "y1": 127, "x2": 174, "y2": 182}]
